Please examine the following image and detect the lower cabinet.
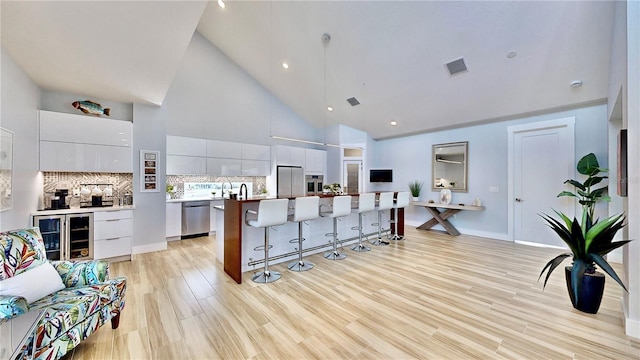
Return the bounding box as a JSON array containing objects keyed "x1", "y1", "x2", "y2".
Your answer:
[
  {"x1": 166, "y1": 202, "x2": 182, "y2": 238},
  {"x1": 93, "y1": 210, "x2": 132, "y2": 259}
]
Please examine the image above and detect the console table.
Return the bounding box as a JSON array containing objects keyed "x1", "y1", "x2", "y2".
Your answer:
[{"x1": 413, "y1": 202, "x2": 484, "y2": 236}]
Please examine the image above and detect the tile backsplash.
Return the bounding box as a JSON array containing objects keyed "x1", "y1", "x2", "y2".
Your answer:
[
  {"x1": 166, "y1": 175, "x2": 266, "y2": 199},
  {"x1": 43, "y1": 172, "x2": 133, "y2": 208}
]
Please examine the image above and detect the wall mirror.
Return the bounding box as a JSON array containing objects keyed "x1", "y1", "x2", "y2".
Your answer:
[
  {"x1": 432, "y1": 141, "x2": 468, "y2": 192},
  {"x1": 0, "y1": 128, "x2": 13, "y2": 211}
]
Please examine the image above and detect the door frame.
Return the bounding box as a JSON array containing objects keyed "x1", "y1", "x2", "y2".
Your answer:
[{"x1": 507, "y1": 117, "x2": 575, "y2": 242}]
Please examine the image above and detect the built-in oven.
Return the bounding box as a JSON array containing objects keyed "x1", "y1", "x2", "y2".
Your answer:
[{"x1": 306, "y1": 175, "x2": 324, "y2": 195}]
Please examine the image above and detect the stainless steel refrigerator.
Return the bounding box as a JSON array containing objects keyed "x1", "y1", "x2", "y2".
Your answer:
[{"x1": 277, "y1": 166, "x2": 305, "y2": 197}]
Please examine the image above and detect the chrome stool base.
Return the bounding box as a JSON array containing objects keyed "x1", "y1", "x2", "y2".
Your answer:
[
  {"x1": 252, "y1": 270, "x2": 281, "y2": 283},
  {"x1": 288, "y1": 260, "x2": 314, "y2": 272},
  {"x1": 324, "y1": 251, "x2": 347, "y2": 260},
  {"x1": 351, "y1": 243, "x2": 371, "y2": 252},
  {"x1": 370, "y1": 238, "x2": 389, "y2": 246},
  {"x1": 388, "y1": 234, "x2": 403, "y2": 241}
]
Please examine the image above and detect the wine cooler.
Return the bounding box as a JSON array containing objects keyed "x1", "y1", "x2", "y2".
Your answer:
[{"x1": 33, "y1": 213, "x2": 94, "y2": 261}]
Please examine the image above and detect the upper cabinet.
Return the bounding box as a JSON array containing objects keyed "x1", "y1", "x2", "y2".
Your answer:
[
  {"x1": 39, "y1": 111, "x2": 133, "y2": 173},
  {"x1": 167, "y1": 136, "x2": 206, "y2": 157},
  {"x1": 207, "y1": 140, "x2": 241, "y2": 159},
  {"x1": 305, "y1": 149, "x2": 327, "y2": 174},
  {"x1": 166, "y1": 136, "x2": 270, "y2": 176},
  {"x1": 273, "y1": 145, "x2": 305, "y2": 167}
]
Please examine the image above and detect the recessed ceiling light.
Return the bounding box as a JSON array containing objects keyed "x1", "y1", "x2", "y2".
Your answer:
[
  {"x1": 507, "y1": 50, "x2": 518, "y2": 58},
  {"x1": 390, "y1": 120, "x2": 397, "y2": 126},
  {"x1": 282, "y1": 62, "x2": 289, "y2": 69},
  {"x1": 327, "y1": 106, "x2": 333, "y2": 112},
  {"x1": 218, "y1": 0, "x2": 225, "y2": 9}
]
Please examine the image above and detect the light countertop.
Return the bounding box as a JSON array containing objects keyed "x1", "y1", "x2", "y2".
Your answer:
[
  {"x1": 166, "y1": 197, "x2": 226, "y2": 203},
  {"x1": 32, "y1": 205, "x2": 136, "y2": 216}
]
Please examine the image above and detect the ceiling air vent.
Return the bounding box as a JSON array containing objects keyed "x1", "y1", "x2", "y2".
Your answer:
[
  {"x1": 445, "y1": 57, "x2": 468, "y2": 76},
  {"x1": 346, "y1": 97, "x2": 360, "y2": 106}
]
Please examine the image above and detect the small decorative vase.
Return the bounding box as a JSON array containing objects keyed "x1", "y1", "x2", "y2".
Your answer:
[{"x1": 412, "y1": 197, "x2": 419, "y2": 202}]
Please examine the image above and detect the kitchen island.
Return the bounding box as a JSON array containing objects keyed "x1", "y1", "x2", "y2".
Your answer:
[{"x1": 222, "y1": 193, "x2": 404, "y2": 284}]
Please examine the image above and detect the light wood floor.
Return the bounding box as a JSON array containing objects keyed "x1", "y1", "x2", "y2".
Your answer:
[{"x1": 65, "y1": 228, "x2": 640, "y2": 359}]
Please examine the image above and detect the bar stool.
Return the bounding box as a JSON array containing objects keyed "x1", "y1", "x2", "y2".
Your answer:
[
  {"x1": 371, "y1": 192, "x2": 395, "y2": 246},
  {"x1": 320, "y1": 195, "x2": 352, "y2": 260},
  {"x1": 389, "y1": 191, "x2": 411, "y2": 241},
  {"x1": 287, "y1": 196, "x2": 320, "y2": 272},
  {"x1": 245, "y1": 198, "x2": 290, "y2": 283},
  {"x1": 350, "y1": 193, "x2": 376, "y2": 252}
]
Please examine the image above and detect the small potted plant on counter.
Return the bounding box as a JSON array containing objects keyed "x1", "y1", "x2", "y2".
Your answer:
[
  {"x1": 538, "y1": 153, "x2": 630, "y2": 314},
  {"x1": 409, "y1": 180, "x2": 423, "y2": 201},
  {"x1": 166, "y1": 184, "x2": 175, "y2": 200}
]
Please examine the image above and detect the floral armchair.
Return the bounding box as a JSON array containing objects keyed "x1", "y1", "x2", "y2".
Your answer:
[{"x1": 0, "y1": 227, "x2": 126, "y2": 360}]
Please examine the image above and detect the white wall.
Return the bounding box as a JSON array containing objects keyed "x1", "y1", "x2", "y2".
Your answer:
[
  {"x1": 163, "y1": 31, "x2": 319, "y2": 145},
  {"x1": 132, "y1": 103, "x2": 167, "y2": 254},
  {"x1": 370, "y1": 104, "x2": 608, "y2": 240},
  {"x1": 0, "y1": 48, "x2": 42, "y2": 231},
  {"x1": 40, "y1": 90, "x2": 133, "y2": 121}
]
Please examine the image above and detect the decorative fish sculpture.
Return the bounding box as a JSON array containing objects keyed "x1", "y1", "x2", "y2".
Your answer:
[{"x1": 72, "y1": 100, "x2": 110, "y2": 116}]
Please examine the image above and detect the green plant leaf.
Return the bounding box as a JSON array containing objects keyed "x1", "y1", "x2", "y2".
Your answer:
[
  {"x1": 577, "y1": 153, "x2": 599, "y2": 175},
  {"x1": 588, "y1": 253, "x2": 629, "y2": 292},
  {"x1": 584, "y1": 176, "x2": 607, "y2": 187},
  {"x1": 563, "y1": 179, "x2": 586, "y2": 191},
  {"x1": 538, "y1": 253, "x2": 571, "y2": 289},
  {"x1": 571, "y1": 259, "x2": 588, "y2": 305},
  {"x1": 557, "y1": 191, "x2": 577, "y2": 198},
  {"x1": 585, "y1": 214, "x2": 625, "y2": 251}
]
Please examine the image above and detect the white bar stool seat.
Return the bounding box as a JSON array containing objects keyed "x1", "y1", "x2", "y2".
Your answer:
[
  {"x1": 320, "y1": 195, "x2": 352, "y2": 260},
  {"x1": 287, "y1": 196, "x2": 320, "y2": 272},
  {"x1": 350, "y1": 193, "x2": 376, "y2": 252},
  {"x1": 371, "y1": 192, "x2": 395, "y2": 246},
  {"x1": 389, "y1": 191, "x2": 411, "y2": 240},
  {"x1": 245, "y1": 198, "x2": 290, "y2": 283}
]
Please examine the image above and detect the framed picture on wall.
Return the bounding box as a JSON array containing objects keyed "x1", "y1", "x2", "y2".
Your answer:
[{"x1": 140, "y1": 150, "x2": 160, "y2": 192}]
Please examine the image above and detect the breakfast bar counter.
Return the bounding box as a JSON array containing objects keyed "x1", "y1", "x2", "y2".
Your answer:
[{"x1": 222, "y1": 193, "x2": 404, "y2": 284}]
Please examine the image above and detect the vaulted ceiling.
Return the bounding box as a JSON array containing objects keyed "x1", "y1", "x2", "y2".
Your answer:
[{"x1": 1, "y1": 1, "x2": 615, "y2": 140}]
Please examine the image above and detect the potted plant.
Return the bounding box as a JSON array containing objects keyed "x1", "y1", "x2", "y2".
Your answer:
[
  {"x1": 539, "y1": 153, "x2": 630, "y2": 314},
  {"x1": 166, "y1": 184, "x2": 175, "y2": 200},
  {"x1": 408, "y1": 180, "x2": 423, "y2": 201}
]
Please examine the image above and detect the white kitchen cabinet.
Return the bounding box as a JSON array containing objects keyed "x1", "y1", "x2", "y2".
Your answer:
[
  {"x1": 207, "y1": 139, "x2": 242, "y2": 159},
  {"x1": 274, "y1": 145, "x2": 305, "y2": 167},
  {"x1": 166, "y1": 155, "x2": 207, "y2": 175},
  {"x1": 39, "y1": 110, "x2": 132, "y2": 147},
  {"x1": 242, "y1": 144, "x2": 270, "y2": 161},
  {"x1": 166, "y1": 202, "x2": 181, "y2": 239},
  {"x1": 207, "y1": 158, "x2": 241, "y2": 176},
  {"x1": 40, "y1": 141, "x2": 132, "y2": 173},
  {"x1": 305, "y1": 149, "x2": 326, "y2": 174},
  {"x1": 39, "y1": 110, "x2": 133, "y2": 172},
  {"x1": 167, "y1": 135, "x2": 207, "y2": 157},
  {"x1": 241, "y1": 160, "x2": 270, "y2": 176},
  {"x1": 209, "y1": 200, "x2": 223, "y2": 233},
  {"x1": 93, "y1": 210, "x2": 132, "y2": 260}
]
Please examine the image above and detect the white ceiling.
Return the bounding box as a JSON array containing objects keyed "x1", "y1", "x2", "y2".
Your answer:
[{"x1": 2, "y1": 1, "x2": 615, "y2": 140}]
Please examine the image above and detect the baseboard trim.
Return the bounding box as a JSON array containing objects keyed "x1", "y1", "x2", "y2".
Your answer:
[
  {"x1": 132, "y1": 241, "x2": 167, "y2": 255},
  {"x1": 405, "y1": 220, "x2": 509, "y2": 241},
  {"x1": 621, "y1": 297, "x2": 640, "y2": 339}
]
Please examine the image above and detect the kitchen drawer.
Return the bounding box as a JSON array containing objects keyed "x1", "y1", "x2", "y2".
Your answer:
[
  {"x1": 94, "y1": 218, "x2": 132, "y2": 240},
  {"x1": 94, "y1": 210, "x2": 133, "y2": 221},
  {"x1": 94, "y1": 236, "x2": 132, "y2": 259}
]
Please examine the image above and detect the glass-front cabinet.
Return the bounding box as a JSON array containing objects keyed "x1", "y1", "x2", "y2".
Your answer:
[{"x1": 33, "y1": 213, "x2": 93, "y2": 261}]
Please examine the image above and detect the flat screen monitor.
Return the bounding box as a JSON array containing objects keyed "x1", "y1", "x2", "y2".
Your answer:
[{"x1": 370, "y1": 169, "x2": 393, "y2": 182}]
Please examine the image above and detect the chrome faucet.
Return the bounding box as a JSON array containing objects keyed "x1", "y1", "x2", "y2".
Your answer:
[
  {"x1": 239, "y1": 183, "x2": 248, "y2": 199},
  {"x1": 224, "y1": 181, "x2": 232, "y2": 198}
]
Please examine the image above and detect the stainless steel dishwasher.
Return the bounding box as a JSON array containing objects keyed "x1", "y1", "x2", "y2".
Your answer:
[{"x1": 181, "y1": 201, "x2": 210, "y2": 238}]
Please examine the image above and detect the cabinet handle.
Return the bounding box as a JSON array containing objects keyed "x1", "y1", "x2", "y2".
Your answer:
[
  {"x1": 106, "y1": 219, "x2": 120, "y2": 222},
  {"x1": 106, "y1": 237, "x2": 120, "y2": 241}
]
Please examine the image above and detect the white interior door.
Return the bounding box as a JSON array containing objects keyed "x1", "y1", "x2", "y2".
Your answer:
[
  {"x1": 509, "y1": 118, "x2": 575, "y2": 247},
  {"x1": 343, "y1": 160, "x2": 362, "y2": 194}
]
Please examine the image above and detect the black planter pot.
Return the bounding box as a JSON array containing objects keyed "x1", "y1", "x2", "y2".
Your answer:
[{"x1": 564, "y1": 266, "x2": 605, "y2": 314}]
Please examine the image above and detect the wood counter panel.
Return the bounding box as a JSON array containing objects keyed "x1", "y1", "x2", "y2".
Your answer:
[{"x1": 223, "y1": 198, "x2": 242, "y2": 283}]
